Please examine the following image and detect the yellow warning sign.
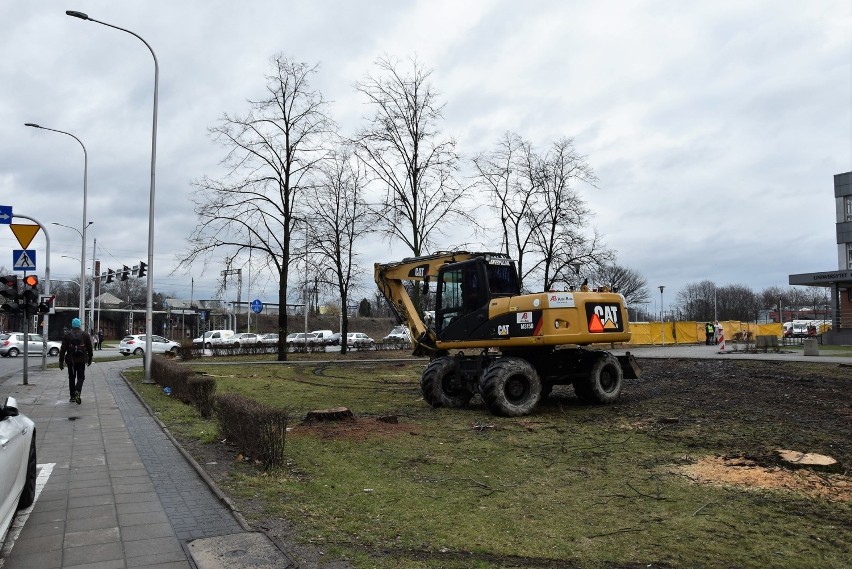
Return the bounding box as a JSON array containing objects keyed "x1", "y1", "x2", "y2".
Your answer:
[{"x1": 10, "y1": 224, "x2": 40, "y2": 249}]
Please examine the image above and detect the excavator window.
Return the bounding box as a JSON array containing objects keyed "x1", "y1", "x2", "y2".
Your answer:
[
  {"x1": 487, "y1": 263, "x2": 519, "y2": 296},
  {"x1": 436, "y1": 260, "x2": 490, "y2": 335}
]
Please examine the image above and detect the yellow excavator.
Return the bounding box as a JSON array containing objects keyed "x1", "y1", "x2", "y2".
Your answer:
[{"x1": 374, "y1": 251, "x2": 641, "y2": 416}]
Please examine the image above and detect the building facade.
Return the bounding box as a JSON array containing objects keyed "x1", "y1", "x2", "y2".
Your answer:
[{"x1": 789, "y1": 171, "x2": 852, "y2": 344}]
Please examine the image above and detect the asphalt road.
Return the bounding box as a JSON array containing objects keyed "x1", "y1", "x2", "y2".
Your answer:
[{"x1": 0, "y1": 345, "x2": 123, "y2": 380}]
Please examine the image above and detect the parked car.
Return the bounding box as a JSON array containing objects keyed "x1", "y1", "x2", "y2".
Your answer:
[
  {"x1": 285, "y1": 332, "x2": 319, "y2": 346},
  {"x1": 383, "y1": 325, "x2": 410, "y2": 343},
  {"x1": 192, "y1": 330, "x2": 235, "y2": 349},
  {"x1": 311, "y1": 330, "x2": 336, "y2": 345},
  {"x1": 232, "y1": 333, "x2": 260, "y2": 347},
  {"x1": 0, "y1": 333, "x2": 60, "y2": 357},
  {"x1": 327, "y1": 332, "x2": 342, "y2": 346},
  {"x1": 260, "y1": 333, "x2": 279, "y2": 345},
  {"x1": 347, "y1": 332, "x2": 375, "y2": 348},
  {"x1": 119, "y1": 334, "x2": 180, "y2": 356},
  {"x1": 0, "y1": 397, "x2": 37, "y2": 541}
]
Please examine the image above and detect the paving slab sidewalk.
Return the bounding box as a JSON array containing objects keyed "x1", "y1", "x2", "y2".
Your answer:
[{"x1": 0, "y1": 359, "x2": 293, "y2": 569}]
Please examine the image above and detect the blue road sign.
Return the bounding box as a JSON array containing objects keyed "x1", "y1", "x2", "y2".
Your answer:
[
  {"x1": 251, "y1": 299, "x2": 263, "y2": 313},
  {"x1": 0, "y1": 206, "x2": 12, "y2": 224},
  {"x1": 12, "y1": 249, "x2": 36, "y2": 271}
]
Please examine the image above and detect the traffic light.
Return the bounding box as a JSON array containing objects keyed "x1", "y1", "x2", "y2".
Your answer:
[
  {"x1": 121, "y1": 265, "x2": 130, "y2": 281},
  {"x1": 137, "y1": 261, "x2": 147, "y2": 279},
  {"x1": 38, "y1": 294, "x2": 55, "y2": 314},
  {"x1": 0, "y1": 275, "x2": 20, "y2": 313},
  {"x1": 106, "y1": 269, "x2": 115, "y2": 283},
  {"x1": 21, "y1": 275, "x2": 39, "y2": 314}
]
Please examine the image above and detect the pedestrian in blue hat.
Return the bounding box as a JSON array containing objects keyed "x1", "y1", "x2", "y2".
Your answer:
[{"x1": 58, "y1": 317, "x2": 94, "y2": 404}]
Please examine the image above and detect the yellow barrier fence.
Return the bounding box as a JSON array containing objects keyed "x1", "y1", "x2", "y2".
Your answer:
[{"x1": 626, "y1": 321, "x2": 784, "y2": 345}]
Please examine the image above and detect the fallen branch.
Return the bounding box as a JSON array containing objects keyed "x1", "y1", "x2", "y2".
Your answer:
[
  {"x1": 587, "y1": 527, "x2": 644, "y2": 539},
  {"x1": 692, "y1": 502, "x2": 712, "y2": 516}
]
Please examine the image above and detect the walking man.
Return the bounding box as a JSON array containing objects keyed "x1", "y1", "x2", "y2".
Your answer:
[{"x1": 59, "y1": 318, "x2": 94, "y2": 404}]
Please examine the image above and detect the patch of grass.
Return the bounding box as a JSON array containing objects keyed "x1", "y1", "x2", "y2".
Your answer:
[
  {"x1": 138, "y1": 360, "x2": 851, "y2": 568},
  {"x1": 125, "y1": 369, "x2": 217, "y2": 443}
]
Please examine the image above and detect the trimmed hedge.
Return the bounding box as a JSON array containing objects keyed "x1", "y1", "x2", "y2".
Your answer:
[
  {"x1": 214, "y1": 393, "x2": 288, "y2": 469},
  {"x1": 149, "y1": 355, "x2": 287, "y2": 468}
]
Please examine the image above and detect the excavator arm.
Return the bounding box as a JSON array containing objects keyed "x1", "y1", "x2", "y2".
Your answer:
[{"x1": 374, "y1": 251, "x2": 487, "y2": 355}]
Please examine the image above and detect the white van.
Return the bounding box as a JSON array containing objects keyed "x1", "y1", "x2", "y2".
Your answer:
[
  {"x1": 311, "y1": 330, "x2": 335, "y2": 345},
  {"x1": 193, "y1": 329, "x2": 235, "y2": 348}
]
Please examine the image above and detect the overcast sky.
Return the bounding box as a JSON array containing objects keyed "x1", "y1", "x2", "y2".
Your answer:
[{"x1": 1, "y1": 0, "x2": 849, "y2": 313}]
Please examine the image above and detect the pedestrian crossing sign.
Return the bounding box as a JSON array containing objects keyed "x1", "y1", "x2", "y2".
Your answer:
[{"x1": 13, "y1": 249, "x2": 36, "y2": 271}]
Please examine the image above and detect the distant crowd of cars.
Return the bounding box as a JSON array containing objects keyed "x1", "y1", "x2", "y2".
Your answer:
[
  {"x1": 188, "y1": 326, "x2": 412, "y2": 350},
  {"x1": 0, "y1": 325, "x2": 412, "y2": 360}
]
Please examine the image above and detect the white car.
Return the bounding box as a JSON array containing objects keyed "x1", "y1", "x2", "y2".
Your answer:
[
  {"x1": 383, "y1": 326, "x2": 410, "y2": 343},
  {"x1": 192, "y1": 329, "x2": 236, "y2": 349},
  {"x1": 0, "y1": 397, "x2": 37, "y2": 541},
  {"x1": 0, "y1": 333, "x2": 61, "y2": 357},
  {"x1": 119, "y1": 334, "x2": 180, "y2": 356},
  {"x1": 311, "y1": 330, "x2": 336, "y2": 344},
  {"x1": 347, "y1": 332, "x2": 375, "y2": 348},
  {"x1": 260, "y1": 333, "x2": 279, "y2": 345},
  {"x1": 285, "y1": 332, "x2": 319, "y2": 346},
  {"x1": 232, "y1": 333, "x2": 260, "y2": 347}
]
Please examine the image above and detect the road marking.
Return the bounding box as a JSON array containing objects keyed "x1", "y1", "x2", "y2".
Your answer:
[{"x1": 0, "y1": 462, "x2": 55, "y2": 566}]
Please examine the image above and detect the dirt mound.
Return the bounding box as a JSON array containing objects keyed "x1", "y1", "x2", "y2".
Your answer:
[{"x1": 677, "y1": 455, "x2": 851, "y2": 502}]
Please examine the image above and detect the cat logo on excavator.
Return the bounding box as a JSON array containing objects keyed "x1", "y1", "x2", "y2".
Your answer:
[{"x1": 587, "y1": 303, "x2": 623, "y2": 333}]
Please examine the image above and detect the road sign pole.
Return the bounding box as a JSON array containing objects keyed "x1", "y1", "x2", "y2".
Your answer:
[{"x1": 11, "y1": 214, "x2": 51, "y2": 373}]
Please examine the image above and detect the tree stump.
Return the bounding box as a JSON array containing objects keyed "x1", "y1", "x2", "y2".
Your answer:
[
  {"x1": 776, "y1": 449, "x2": 841, "y2": 473},
  {"x1": 304, "y1": 407, "x2": 354, "y2": 422}
]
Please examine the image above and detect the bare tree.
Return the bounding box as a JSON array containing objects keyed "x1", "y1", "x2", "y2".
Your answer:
[
  {"x1": 676, "y1": 280, "x2": 717, "y2": 321},
  {"x1": 310, "y1": 144, "x2": 371, "y2": 354},
  {"x1": 354, "y1": 55, "x2": 470, "y2": 257},
  {"x1": 474, "y1": 134, "x2": 611, "y2": 291},
  {"x1": 592, "y1": 265, "x2": 651, "y2": 306},
  {"x1": 179, "y1": 54, "x2": 333, "y2": 360},
  {"x1": 716, "y1": 284, "x2": 759, "y2": 321},
  {"x1": 473, "y1": 132, "x2": 539, "y2": 288}
]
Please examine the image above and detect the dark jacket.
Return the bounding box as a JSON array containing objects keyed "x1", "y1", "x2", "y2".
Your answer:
[{"x1": 59, "y1": 329, "x2": 94, "y2": 364}]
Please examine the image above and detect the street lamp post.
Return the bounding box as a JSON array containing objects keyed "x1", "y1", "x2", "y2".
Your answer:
[
  {"x1": 52, "y1": 222, "x2": 92, "y2": 325},
  {"x1": 26, "y1": 124, "x2": 88, "y2": 325},
  {"x1": 658, "y1": 285, "x2": 665, "y2": 346},
  {"x1": 67, "y1": 10, "x2": 159, "y2": 382}
]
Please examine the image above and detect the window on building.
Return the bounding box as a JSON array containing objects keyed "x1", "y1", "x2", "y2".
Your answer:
[{"x1": 846, "y1": 196, "x2": 852, "y2": 221}]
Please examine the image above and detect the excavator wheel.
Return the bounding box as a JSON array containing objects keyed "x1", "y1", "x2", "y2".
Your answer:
[
  {"x1": 420, "y1": 356, "x2": 473, "y2": 408},
  {"x1": 480, "y1": 357, "x2": 542, "y2": 417},
  {"x1": 573, "y1": 353, "x2": 623, "y2": 404}
]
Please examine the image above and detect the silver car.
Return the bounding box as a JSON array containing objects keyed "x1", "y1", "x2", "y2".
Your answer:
[
  {"x1": 0, "y1": 397, "x2": 37, "y2": 540},
  {"x1": 0, "y1": 333, "x2": 60, "y2": 357},
  {"x1": 119, "y1": 334, "x2": 180, "y2": 356}
]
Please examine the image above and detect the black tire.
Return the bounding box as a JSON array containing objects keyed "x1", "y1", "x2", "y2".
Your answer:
[
  {"x1": 574, "y1": 354, "x2": 623, "y2": 404},
  {"x1": 18, "y1": 436, "x2": 37, "y2": 509},
  {"x1": 133, "y1": 347, "x2": 144, "y2": 356},
  {"x1": 49, "y1": 347, "x2": 59, "y2": 356},
  {"x1": 205, "y1": 342, "x2": 212, "y2": 350},
  {"x1": 420, "y1": 356, "x2": 473, "y2": 408},
  {"x1": 480, "y1": 358, "x2": 542, "y2": 417},
  {"x1": 9, "y1": 347, "x2": 19, "y2": 357}
]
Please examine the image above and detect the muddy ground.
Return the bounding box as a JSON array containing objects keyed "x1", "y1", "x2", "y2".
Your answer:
[{"x1": 181, "y1": 357, "x2": 852, "y2": 567}]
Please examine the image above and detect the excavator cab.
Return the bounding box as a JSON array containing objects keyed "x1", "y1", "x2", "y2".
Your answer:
[{"x1": 435, "y1": 256, "x2": 519, "y2": 341}]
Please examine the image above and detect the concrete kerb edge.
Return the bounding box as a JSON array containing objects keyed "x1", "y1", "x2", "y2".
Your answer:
[{"x1": 118, "y1": 369, "x2": 253, "y2": 533}]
